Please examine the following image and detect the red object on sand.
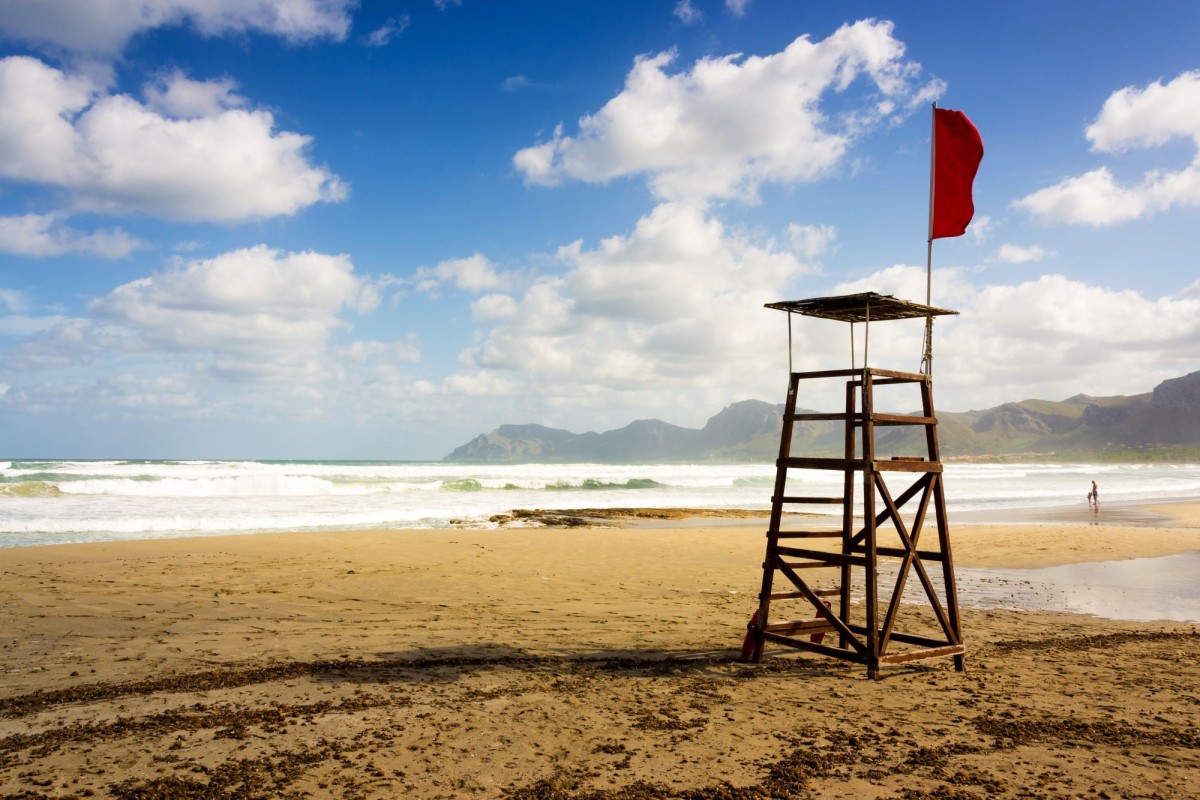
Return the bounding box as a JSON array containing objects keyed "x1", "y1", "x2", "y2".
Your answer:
[{"x1": 740, "y1": 610, "x2": 760, "y2": 660}]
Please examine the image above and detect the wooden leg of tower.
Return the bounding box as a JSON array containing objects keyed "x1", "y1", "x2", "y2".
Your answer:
[
  {"x1": 839, "y1": 379, "x2": 857, "y2": 653},
  {"x1": 751, "y1": 547, "x2": 775, "y2": 663},
  {"x1": 934, "y1": 473, "x2": 965, "y2": 672},
  {"x1": 923, "y1": 377, "x2": 965, "y2": 672},
  {"x1": 751, "y1": 373, "x2": 802, "y2": 663},
  {"x1": 862, "y1": 371, "x2": 880, "y2": 679}
]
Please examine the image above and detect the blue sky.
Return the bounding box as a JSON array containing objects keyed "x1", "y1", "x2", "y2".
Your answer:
[{"x1": 1, "y1": 0, "x2": 1198, "y2": 459}]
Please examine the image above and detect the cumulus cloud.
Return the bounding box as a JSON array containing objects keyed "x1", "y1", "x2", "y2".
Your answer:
[
  {"x1": 993, "y1": 243, "x2": 1046, "y2": 264},
  {"x1": 143, "y1": 69, "x2": 244, "y2": 118},
  {"x1": 831, "y1": 265, "x2": 1200, "y2": 408},
  {"x1": 0, "y1": 212, "x2": 141, "y2": 258},
  {"x1": 0, "y1": 0, "x2": 354, "y2": 57},
  {"x1": 513, "y1": 19, "x2": 944, "y2": 204},
  {"x1": 416, "y1": 254, "x2": 511, "y2": 295},
  {"x1": 445, "y1": 203, "x2": 813, "y2": 420},
  {"x1": 79, "y1": 245, "x2": 376, "y2": 379},
  {"x1": 0, "y1": 57, "x2": 346, "y2": 221},
  {"x1": 787, "y1": 223, "x2": 837, "y2": 262},
  {"x1": 1015, "y1": 70, "x2": 1200, "y2": 225}
]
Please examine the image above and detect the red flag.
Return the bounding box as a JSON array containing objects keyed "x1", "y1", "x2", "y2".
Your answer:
[{"x1": 931, "y1": 108, "x2": 983, "y2": 239}]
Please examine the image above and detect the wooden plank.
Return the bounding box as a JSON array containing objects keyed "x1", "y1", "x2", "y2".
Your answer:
[
  {"x1": 763, "y1": 619, "x2": 836, "y2": 635},
  {"x1": 772, "y1": 530, "x2": 842, "y2": 539},
  {"x1": 776, "y1": 546, "x2": 866, "y2": 567},
  {"x1": 768, "y1": 588, "x2": 840, "y2": 600},
  {"x1": 866, "y1": 546, "x2": 945, "y2": 561},
  {"x1": 760, "y1": 632, "x2": 864, "y2": 662},
  {"x1": 875, "y1": 459, "x2": 942, "y2": 473},
  {"x1": 864, "y1": 368, "x2": 926, "y2": 381},
  {"x1": 774, "y1": 495, "x2": 845, "y2": 504},
  {"x1": 781, "y1": 457, "x2": 865, "y2": 471},
  {"x1": 873, "y1": 417, "x2": 934, "y2": 427},
  {"x1": 879, "y1": 644, "x2": 966, "y2": 665},
  {"x1": 789, "y1": 413, "x2": 850, "y2": 422},
  {"x1": 793, "y1": 368, "x2": 862, "y2": 379},
  {"x1": 885, "y1": 630, "x2": 961, "y2": 648}
]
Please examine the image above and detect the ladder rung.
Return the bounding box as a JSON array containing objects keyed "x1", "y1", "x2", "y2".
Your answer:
[
  {"x1": 782, "y1": 561, "x2": 832, "y2": 570},
  {"x1": 774, "y1": 495, "x2": 844, "y2": 504},
  {"x1": 854, "y1": 545, "x2": 946, "y2": 561},
  {"x1": 763, "y1": 619, "x2": 835, "y2": 635},
  {"x1": 789, "y1": 413, "x2": 849, "y2": 422},
  {"x1": 780, "y1": 457, "x2": 861, "y2": 471},
  {"x1": 777, "y1": 547, "x2": 866, "y2": 567},
  {"x1": 768, "y1": 589, "x2": 840, "y2": 600},
  {"x1": 873, "y1": 414, "x2": 936, "y2": 425},
  {"x1": 772, "y1": 530, "x2": 842, "y2": 539},
  {"x1": 876, "y1": 459, "x2": 942, "y2": 473}
]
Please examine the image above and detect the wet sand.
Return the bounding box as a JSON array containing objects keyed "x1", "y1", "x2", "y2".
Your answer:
[{"x1": 1, "y1": 503, "x2": 1198, "y2": 799}]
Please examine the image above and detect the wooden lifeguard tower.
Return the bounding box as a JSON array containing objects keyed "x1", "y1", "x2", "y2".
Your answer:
[{"x1": 744, "y1": 292, "x2": 966, "y2": 679}]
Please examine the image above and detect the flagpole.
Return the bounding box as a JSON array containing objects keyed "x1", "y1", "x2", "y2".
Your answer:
[{"x1": 922, "y1": 102, "x2": 936, "y2": 376}]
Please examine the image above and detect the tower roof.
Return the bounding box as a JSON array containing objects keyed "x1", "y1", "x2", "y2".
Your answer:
[{"x1": 765, "y1": 292, "x2": 958, "y2": 323}]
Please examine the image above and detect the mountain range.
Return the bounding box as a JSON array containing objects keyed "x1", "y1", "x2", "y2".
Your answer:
[{"x1": 444, "y1": 371, "x2": 1200, "y2": 462}]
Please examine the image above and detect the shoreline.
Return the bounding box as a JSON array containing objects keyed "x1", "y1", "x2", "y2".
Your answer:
[{"x1": 2, "y1": 504, "x2": 1199, "y2": 798}]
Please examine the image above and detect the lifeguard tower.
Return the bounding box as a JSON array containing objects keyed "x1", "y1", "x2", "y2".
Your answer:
[{"x1": 743, "y1": 292, "x2": 965, "y2": 679}]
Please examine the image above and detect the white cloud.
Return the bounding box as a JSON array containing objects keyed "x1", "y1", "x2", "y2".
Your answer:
[
  {"x1": 1015, "y1": 70, "x2": 1200, "y2": 225},
  {"x1": 1015, "y1": 168, "x2": 1147, "y2": 226},
  {"x1": 0, "y1": 0, "x2": 354, "y2": 57},
  {"x1": 442, "y1": 371, "x2": 521, "y2": 397},
  {"x1": 99, "y1": 373, "x2": 199, "y2": 411},
  {"x1": 501, "y1": 75, "x2": 552, "y2": 93},
  {"x1": 83, "y1": 245, "x2": 377, "y2": 378},
  {"x1": 674, "y1": 0, "x2": 703, "y2": 25},
  {"x1": 502, "y1": 75, "x2": 530, "y2": 92},
  {"x1": 513, "y1": 19, "x2": 944, "y2": 204},
  {"x1": 0, "y1": 212, "x2": 142, "y2": 258},
  {"x1": 364, "y1": 16, "x2": 410, "y2": 48},
  {"x1": 338, "y1": 337, "x2": 421, "y2": 364},
  {"x1": 993, "y1": 243, "x2": 1046, "y2": 264},
  {"x1": 787, "y1": 223, "x2": 836, "y2": 262},
  {"x1": 830, "y1": 265, "x2": 1200, "y2": 408},
  {"x1": 0, "y1": 57, "x2": 347, "y2": 222},
  {"x1": 471, "y1": 294, "x2": 519, "y2": 321},
  {"x1": 726, "y1": 0, "x2": 751, "y2": 17},
  {"x1": 143, "y1": 69, "x2": 244, "y2": 118},
  {"x1": 834, "y1": 263, "x2": 978, "y2": 312},
  {"x1": 1086, "y1": 71, "x2": 1200, "y2": 153},
  {"x1": 0, "y1": 249, "x2": 433, "y2": 425},
  {"x1": 434, "y1": 0, "x2": 463, "y2": 10},
  {"x1": 450, "y1": 203, "x2": 812, "y2": 418},
  {"x1": 416, "y1": 253, "x2": 511, "y2": 294},
  {"x1": 967, "y1": 214, "x2": 992, "y2": 244},
  {"x1": 0, "y1": 289, "x2": 26, "y2": 313},
  {"x1": 0, "y1": 288, "x2": 73, "y2": 338}
]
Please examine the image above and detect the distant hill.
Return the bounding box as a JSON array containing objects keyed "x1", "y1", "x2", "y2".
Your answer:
[{"x1": 444, "y1": 371, "x2": 1200, "y2": 462}]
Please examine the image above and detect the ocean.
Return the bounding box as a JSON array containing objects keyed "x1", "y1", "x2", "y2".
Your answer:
[{"x1": 2, "y1": 459, "x2": 1200, "y2": 548}]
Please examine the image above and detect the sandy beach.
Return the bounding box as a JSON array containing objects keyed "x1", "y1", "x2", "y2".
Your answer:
[{"x1": 2, "y1": 504, "x2": 1199, "y2": 799}]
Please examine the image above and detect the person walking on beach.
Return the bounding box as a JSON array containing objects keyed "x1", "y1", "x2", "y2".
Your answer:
[{"x1": 1089, "y1": 480, "x2": 1098, "y2": 506}]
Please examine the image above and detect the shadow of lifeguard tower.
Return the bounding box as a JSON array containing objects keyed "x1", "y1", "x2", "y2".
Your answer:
[{"x1": 743, "y1": 292, "x2": 965, "y2": 679}]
